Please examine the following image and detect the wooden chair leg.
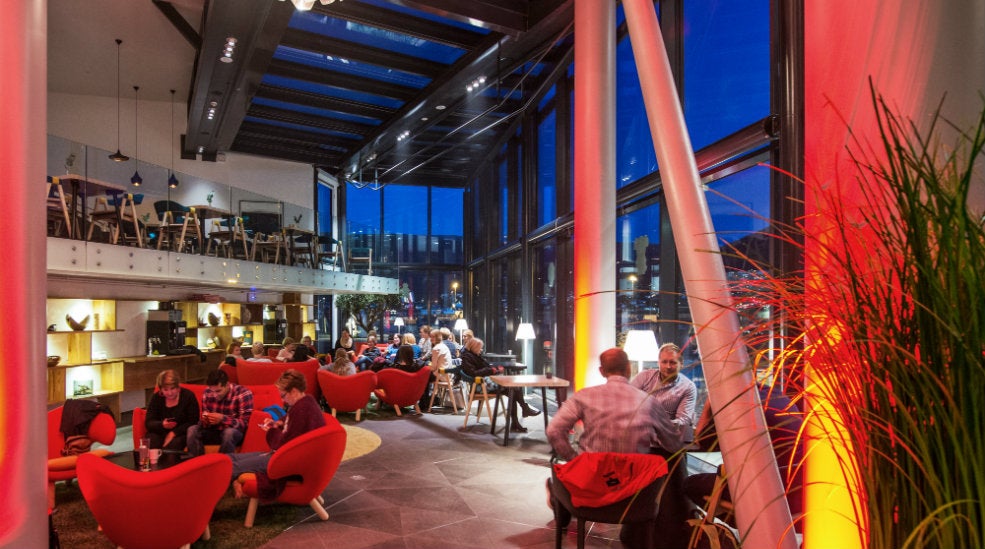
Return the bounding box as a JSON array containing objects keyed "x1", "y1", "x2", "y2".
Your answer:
[
  {"x1": 331, "y1": 408, "x2": 338, "y2": 418},
  {"x1": 244, "y1": 497, "x2": 259, "y2": 527},
  {"x1": 309, "y1": 498, "x2": 329, "y2": 521},
  {"x1": 201, "y1": 524, "x2": 211, "y2": 541},
  {"x1": 355, "y1": 408, "x2": 362, "y2": 422},
  {"x1": 393, "y1": 405, "x2": 402, "y2": 416}
]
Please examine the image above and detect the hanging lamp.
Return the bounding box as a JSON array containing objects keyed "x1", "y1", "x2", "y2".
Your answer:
[
  {"x1": 108, "y1": 39, "x2": 129, "y2": 162},
  {"x1": 168, "y1": 89, "x2": 179, "y2": 189},
  {"x1": 130, "y1": 85, "x2": 142, "y2": 186}
]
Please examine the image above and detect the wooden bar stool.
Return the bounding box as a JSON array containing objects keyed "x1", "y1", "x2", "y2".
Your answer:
[
  {"x1": 462, "y1": 375, "x2": 504, "y2": 428},
  {"x1": 46, "y1": 177, "x2": 73, "y2": 238}
]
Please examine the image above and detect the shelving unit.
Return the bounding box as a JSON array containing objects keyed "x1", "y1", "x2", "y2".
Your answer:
[
  {"x1": 46, "y1": 299, "x2": 126, "y2": 418},
  {"x1": 175, "y1": 301, "x2": 263, "y2": 349}
]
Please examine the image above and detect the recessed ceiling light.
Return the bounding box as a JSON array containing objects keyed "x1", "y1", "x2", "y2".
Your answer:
[{"x1": 435, "y1": 105, "x2": 446, "y2": 110}]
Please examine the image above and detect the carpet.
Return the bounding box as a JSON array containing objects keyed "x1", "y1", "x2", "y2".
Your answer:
[{"x1": 52, "y1": 424, "x2": 380, "y2": 548}]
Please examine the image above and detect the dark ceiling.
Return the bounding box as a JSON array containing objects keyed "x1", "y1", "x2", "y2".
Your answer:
[{"x1": 175, "y1": 0, "x2": 573, "y2": 188}]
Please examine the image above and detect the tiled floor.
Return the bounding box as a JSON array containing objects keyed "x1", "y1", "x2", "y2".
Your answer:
[{"x1": 254, "y1": 397, "x2": 629, "y2": 549}]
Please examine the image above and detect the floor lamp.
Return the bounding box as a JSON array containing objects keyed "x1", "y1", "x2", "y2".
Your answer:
[
  {"x1": 394, "y1": 316, "x2": 404, "y2": 335},
  {"x1": 515, "y1": 321, "x2": 536, "y2": 374},
  {"x1": 623, "y1": 329, "x2": 659, "y2": 378},
  {"x1": 454, "y1": 318, "x2": 468, "y2": 343}
]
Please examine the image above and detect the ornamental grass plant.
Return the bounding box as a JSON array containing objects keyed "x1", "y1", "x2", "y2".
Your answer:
[{"x1": 723, "y1": 89, "x2": 984, "y2": 548}]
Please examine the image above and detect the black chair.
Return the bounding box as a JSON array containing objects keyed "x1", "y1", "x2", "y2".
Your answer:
[{"x1": 549, "y1": 454, "x2": 667, "y2": 549}]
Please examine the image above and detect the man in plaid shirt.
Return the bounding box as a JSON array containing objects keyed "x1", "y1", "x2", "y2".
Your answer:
[{"x1": 187, "y1": 369, "x2": 253, "y2": 456}]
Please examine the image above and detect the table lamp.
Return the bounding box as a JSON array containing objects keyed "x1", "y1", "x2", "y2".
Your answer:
[
  {"x1": 393, "y1": 316, "x2": 404, "y2": 335},
  {"x1": 515, "y1": 321, "x2": 536, "y2": 375},
  {"x1": 623, "y1": 329, "x2": 659, "y2": 378},
  {"x1": 454, "y1": 318, "x2": 468, "y2": 342}
]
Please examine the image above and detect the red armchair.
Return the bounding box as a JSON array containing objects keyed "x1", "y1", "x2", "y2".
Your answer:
[
  {"x1": 77, "y1": 452, "x2": 231, "y2": 549},
  {"x1": 237, "y1": 359, "x2": 321, "y2": 400},
  {"x1": 237, "y1": 414, "x2": 347, "y2": 527},
  {"x1": 219, "y1": 362, "x2": 238, "y2": 384},
  {"x1": 372, "y1": 367, "x2": 431, "y2": 416},
  {"x1": 318, "y1": 369, "x2": 377, "y2": 421},
  {"x1": 47, "y1": 405, "x2": 117, "y2": 509}
]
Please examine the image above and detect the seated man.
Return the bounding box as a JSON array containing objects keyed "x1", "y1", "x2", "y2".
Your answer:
[
  {"x1": 187, "y1": 369, "x2": 253, "y2": 456},
  {"x1": 685, "y1": 382, "x2": 805, "y2": 521},
  {"x1": 231, "y1": 369, "x2": 326, "y2": 499},
  {"x1": 545, "y1": 348, "x2": 674, "y2": 549}
]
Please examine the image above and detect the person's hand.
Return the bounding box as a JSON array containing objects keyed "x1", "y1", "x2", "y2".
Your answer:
[
  {"x1": 163, "y1": 431, "x2": 176, "y2": 447},
  {"x1": 258, "y1": 418, "x2": 275, "y2": 431},
  {"x1": 202, "y1": 412, "x2": 223, "y2": 426},
  {"x1": 162, "y1": 418, "x2": 177, "y2": 429}
]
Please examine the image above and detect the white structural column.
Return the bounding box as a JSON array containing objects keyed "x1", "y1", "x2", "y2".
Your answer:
[
  {"x1": 0, "y1": 0, "x2": 49, "y2": 547},
  {"x1": 621, "y1": 1, "x2": 798, "y2": 548},
  {"x1": 572, "y1": 0, "x2": 617, "y2": 390}
]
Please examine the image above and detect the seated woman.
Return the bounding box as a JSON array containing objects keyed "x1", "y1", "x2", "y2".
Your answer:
[
  {"x1": 333, "y1": 329, "x2": 356, "y2": 359},
  {"x1": 224, "y1": 341, "x2": 243, "y2": 367},
  {"x1": 246, "y1": 341, "x2": 272, "y2": 362},
  {"x1": 355, "y1": 335, "x2": 382, "y2": 371},
  {"x1": 231, "y1": 369, "x2": 326, "y2": 499},
  {"x1": 300, "y1": 334, "x2": 317, "y2": 355},
  {"x1": 401, "y1": 333, "x2": 422, "y2": 360},
  {"x1": 276, "y1": 337, "x2": 296, "y2": 362},
  {"x1": 326, "y1": 348, "x2": 355, "y2": 376},
  {"x1": 290, "y1": 343, "x2": 312, "y2": 362},
  {"x1": 145, "y1": 369, "x2": 200, "y2": 450},
  {"x1": 383, "y1": 333, "x2": 402, "y2": 362},
  {"x1": 460, "y1": 337, "x2": 540, "y2": 432}
]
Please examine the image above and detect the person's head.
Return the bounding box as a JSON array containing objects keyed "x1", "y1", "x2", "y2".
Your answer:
[
  {"x1": 439, "y1": 327, "x2": 453, "y2": 341},
  {"x1": 281, "y1": 336, "x2": 296, "y2": 351},
  {"x1": 465, "y1": 336, "x2": 484, "y2": 355},
  {"x1": 402, "y1": 333, "x2": 417, "y2": 345},
  {"x1": 275, "y1": 369, "x2": 306, "y2": 405},
  {"x1": 340, "y1": 329, "x2": 351, "y2": 341},
  {"x1": 334, "y1": 348, "x2": 349, "y2": 363},
  {"x1": 366, "y1": 334, "x2": 377, "y2": 345},
  {"x1": 431, "y1": 330, "x2": 444, "y2": 344},
  {"x1": 599, "y1": 348, "x2": 631, "y2": 378},
  {"x1": 658, "y1": 343, "x2": 683, "y2": 380},
  {"x1": 461, "y1": 329, "x2": 474, "y2": 346},
  {"x1": 419, "y1": 325, "x2": 430, "y2": 338},
  {"x1": 251, "y1": 341, "x2": 265, "y2": 357},
  {"x1": 227, "y1": 341, "x2": 243, "y2": 357},
  {"x1": 206, "y1": 368, "x2": 231, "y2": 399},
  {"x1": 390, "y1": 333, "x2": 401, "y2": 345},
  {"x1": 301, "y1": 335, "x2": 313, "y2": 346},
  {"x1": 291, "y1": 344, "x2": 311, "y2": 362},
  {"x1": 156, "y1": 369, "x2": 181, "y2": 399},
  {"x1": 395, "y1": 344, "x2": 415, "y2": 365}
]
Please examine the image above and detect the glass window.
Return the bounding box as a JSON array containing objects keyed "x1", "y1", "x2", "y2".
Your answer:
[
  {"x1": 382, "y1": 185, "x2": 427, "y2": 264},
  {"x1": 430, "y1": 187, "x2": 464, "y2": 265},
  {"x1": 538, "y1": 107, "x2": 557, "y2": 226},
  {"x1": 616, "y1": 37, "x2": 658, "y2": 188},
  {"x1": 615, "y1": 202, "x2": 662, "y2": 337},
  {"x1": 345, "y1": 183, "x2": 381, "y2": 254},
  {"x1": 532, "y1": 241, "x2": 558, "y2": 375},
  {"x1": 498, "y1": 156, "x2": 509, "y2": 246},
  {"x1": 683, "y1": 0, "x2": 770, "y2": 149}
]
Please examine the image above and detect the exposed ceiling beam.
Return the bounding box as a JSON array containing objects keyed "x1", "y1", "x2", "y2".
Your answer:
[
  {"x1": 281, "y1": 28, "x2": 446, "y2": 79},
  {"x1": 311, "y1": 0, "x2": 488, "y2": 50},
  {"x1": 397, "y1": 0, "x2": 529, "y2": 36},
  {"x1": 254, "y1": 84, "x2": 395, "y2": 120},
  {"x1": 152, "y1": 0, "x2": 201, "y2": 49},
  {"x1": 266, "y1": 59, "x2": 420, "y2": 101}
]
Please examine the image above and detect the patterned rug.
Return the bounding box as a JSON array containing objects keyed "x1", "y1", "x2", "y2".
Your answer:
[{"x1": 341, "y1": 424, "x2": 381, "y2": 461}]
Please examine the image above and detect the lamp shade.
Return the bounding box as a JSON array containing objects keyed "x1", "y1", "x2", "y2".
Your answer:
[
  {"x1": 623, "y1": 330, "x2": 659, "y2": 362},
  {"x1": 515, "y1": 322, "x2": 536, "y2": 341},
  {"x1": 454, "y1": 318, "x2": 468, "y2": 332},
  {"x1": 393, "y1": 317, "x2": 404, "y2": 327}
]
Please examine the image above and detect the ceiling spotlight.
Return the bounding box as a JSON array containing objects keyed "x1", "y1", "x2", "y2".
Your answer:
[
  {"x1": 290, "y1": 0, "x2": 316, "y2": 10},
  {"x1": 435, "y1": 105, "x2": 446, "y2": 110},
  {"x1": 220, "y1": 36, "x2": 237, "y2": 63}
]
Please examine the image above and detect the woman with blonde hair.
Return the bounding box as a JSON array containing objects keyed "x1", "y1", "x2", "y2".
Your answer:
[
  {"x1": 401, "y1": 332, "x2": 422, "y2": 359},
  {"x1": 145, "y1": 369, "x2": 200, "y2": 450}
]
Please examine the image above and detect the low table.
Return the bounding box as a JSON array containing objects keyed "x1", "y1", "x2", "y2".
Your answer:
[
  {"x1": 489, "y1": 374, "x2": 570, "y2": 446},
  {"x1": 104, "y1": 449, "x2": 190, "y2": 472}
]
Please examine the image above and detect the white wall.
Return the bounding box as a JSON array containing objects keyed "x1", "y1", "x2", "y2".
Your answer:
[{"x1": 47, "y1": 91, "x2": 315, "y2": 208}]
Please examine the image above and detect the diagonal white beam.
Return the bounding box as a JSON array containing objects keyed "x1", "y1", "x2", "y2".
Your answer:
[{"x1": 620, "y1": 0, "x2": 798, "y2": 547}]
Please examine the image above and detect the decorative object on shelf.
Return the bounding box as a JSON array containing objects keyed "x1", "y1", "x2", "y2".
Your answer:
[
  {"x1": 225, "y1": 312, "x2": 232, "y2": 326},
  {"x1": 66, "y1": 314, "x2": 90, "y2": 331},
  {"x1": 206, "y1": 336, "x2": 219, "y2": 349},
  {"x1": 208, "y1": 312, "x2": 221, "y2": 326},
  {"x1": 242, "y1": 308, "x2": 252, "y2": 325},
  {"x1": 47, "y1": 324, "x2": 57, "y2": 332},
  {"x1": 293, "y1": 214, "x2": 303, "y2": 225},
  {"x1": 72, "y1": 379, "x2": 93, "y2": 397},
  {"x1": 47, "y1": 355, "x2": 61, "y2": 368},
  {"x1": 206, "y1": 191, "x2": 214, "y2": 206}
]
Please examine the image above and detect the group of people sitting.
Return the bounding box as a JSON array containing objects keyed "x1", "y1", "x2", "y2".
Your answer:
[
  {"x1": 223, "y1": 336, "x2": 319, "y2": 367},
  {"x1": 143, "y1": 367, "x2": 322, "y2": 501}
]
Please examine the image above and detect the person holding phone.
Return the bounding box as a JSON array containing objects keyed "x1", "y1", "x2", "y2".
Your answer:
[{"x1": 145, "y1": 369, "x2": 200, "y2": 450}]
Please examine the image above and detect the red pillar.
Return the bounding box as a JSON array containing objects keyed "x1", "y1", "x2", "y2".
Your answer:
[
  {"x1": 0, "y1": 0, "x2": 48, "y2": 546},
  {"x1": 572, "y1": 0, "x2": 616, "y2": 390}
]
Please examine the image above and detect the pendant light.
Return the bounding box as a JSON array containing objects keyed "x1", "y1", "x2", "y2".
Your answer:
[
  {"x1": 130, "y1": 85, "x2": 143, "y2": 186},
  {"x1": 108, "y1": 39, "x2": 129, "y2": 163},
  {"x1": 168, "y1": 89, "x2": 180, "y2": 189}
]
